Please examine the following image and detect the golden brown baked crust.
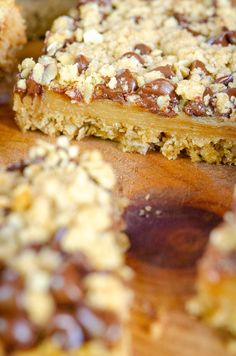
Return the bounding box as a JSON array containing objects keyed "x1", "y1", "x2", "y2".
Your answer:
[
  {"x1": 0, "y1": 138, "x2": 132, "y2": 355},
  {"x1": 14, "y1": 0, "x2": 236, "y2": 163},
  {"x1": 0, "y1": 0, "x2": 26, "y2": 75}
]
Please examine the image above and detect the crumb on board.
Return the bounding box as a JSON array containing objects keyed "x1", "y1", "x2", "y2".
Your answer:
[
  {"x1": 145, "y1": 193, "x2": 151, "y2": 201},
  {"x1": 150, "y1": 321, "x2": 164, "y2": 340}
]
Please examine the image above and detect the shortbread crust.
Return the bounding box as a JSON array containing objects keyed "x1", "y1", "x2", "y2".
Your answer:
[
  {"x1": 0, "y1": 138, "x2": 132, "y2": 355},
  {"x1": 14, "y1": 0, "x2": 236, "y2": 163}
]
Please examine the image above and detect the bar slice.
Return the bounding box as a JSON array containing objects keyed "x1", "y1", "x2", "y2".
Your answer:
[
  {"x1": 14, "y1": 0, "x2": 236, "y2": 164},
  {"x1": 0, "y1": 0, "x2": 26, "y2": 75},
  {"x1": 0, "y1": 137, "x2": 132, "y2": 355},
  {"x1": 17, "y1": 0, "x2": 77, "y2": 39},
  {"x1": 188, "y1": 188, "x2": 236, "y2": 343}
]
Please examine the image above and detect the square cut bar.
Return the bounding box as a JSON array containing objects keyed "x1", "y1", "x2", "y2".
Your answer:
[
  {"x1": 17, "y1": 0, "x2": 77, "y2": 40},
  {"x1": 14, "y1": 0, "x2": 236, "y2": 164},
  {"x1": 0, "y1": 138, "x2": 132, "y2": 355},
  {"x1": 188, "y1": 189, "x2": 236, "y2": 345},
  {"x1": 0, "y1": 0, "x2": 26, "y2": 75}
]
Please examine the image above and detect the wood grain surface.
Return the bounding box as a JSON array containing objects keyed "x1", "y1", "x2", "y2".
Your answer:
[{"x1": 1, "y1": 41, "x2": 236, "y2": 356}]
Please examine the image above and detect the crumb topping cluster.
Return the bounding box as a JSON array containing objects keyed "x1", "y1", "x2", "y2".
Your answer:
[
  {"x1": 0, "y1": 138, "x2": 131, "y2": 352},
  {"x1": 0, "y1": 0, "x2": 26, "y2": 74},
  {"x1": 16, "y1": 0, "x2": 236, "y2": 120}
]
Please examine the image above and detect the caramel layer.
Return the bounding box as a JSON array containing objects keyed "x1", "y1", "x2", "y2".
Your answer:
[
  {"x1": 15, "y1": 90, "x2": 236, "y2": 139},
  {"x1": 14, "y1": 90, "x2": 236, "y2": 164}
]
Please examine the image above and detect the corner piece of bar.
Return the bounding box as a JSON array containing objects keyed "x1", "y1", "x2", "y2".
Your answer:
[
  {"x1": 0, "y1": 0, "x2": 26, "y2": 75},
  {"x1": 0, "y1": 137, "x2": 132, "y2": 355},
  {"x1": 187, "y1": 187, "x2": 236, "y2": 347},
  {"x1": 13, "y1": 0, "x2": 236, "y2": 164}
]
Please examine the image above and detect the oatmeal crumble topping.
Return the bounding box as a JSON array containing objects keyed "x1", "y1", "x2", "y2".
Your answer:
[{"x1": 0, "y1": 138, "x2": 132, "y2": 353}]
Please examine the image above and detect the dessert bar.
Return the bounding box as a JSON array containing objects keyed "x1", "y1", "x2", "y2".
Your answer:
[
  {"x1": 0, "y1": 137, "x2": 132, "y2": 355},
  {"x1": 188, "y1": 188, "x2": 236, "y2": 343},
  {"x1": 17, "y1": 0, "x2": 77, "y2": 39},
  {"x1": 14, "y1": 0, "x2": 236, "y2": 164},
  {"x1": 0, "y1": 0, "x2": 26, "y2": 75}
]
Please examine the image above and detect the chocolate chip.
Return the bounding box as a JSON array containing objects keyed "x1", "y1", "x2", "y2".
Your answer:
[
  {"x1": 134, "y1": 43, "x2": 152, "y2": 55},
  {"x1": 51, "y1": 262, "x2": 83, "y2": 305},
  {"x1": 0, "y1": 316, "x2": 38, "y2": 351},
  {"x1": 76, "y1": 306, "x2": 122, "y2": 345},
  {"x1": 227, "y1": 31, "x2": 236, "y2": 45},
  {"x1": 93, "y1": 85, "x2": 125, "y2": 103},
  {"x1": 93, "y1": 69, "x2": 138, "y2": 103},
  {"x1": 132, "y1": 15, "x2": 143, "y2": 24},
  {"x1": 76, "y1": 55, "x2": 89, "y2": 74},
  {"x1": 190, "y1": 60, "x2": 209, "y2": 75},
  {"x1": 174, "y1": 13, "x2": 188, "y2": 28},
  {"x1": 6, "y1": 157, "x2": 43, "y2": 175},
  {"x1": 208, "y1": 29, "x2": 236, "y2": 46},
  {"x1": 215, "y1": 74, "x2": 234, "y2": 85},
  {"x1": 137, "y1": 94, "x2": 160, "y2": 113},
  {"x1": 187, "y1": 28, "x2": 200, "y2": 37},
  {"x1": 62, "y1": 36, "x2": 76, "y2": 50},
  {"x1": 174, "y1": 13, "x2": 200, "y2": 36},
  {"x1": 116, "y1": 69, "x2": 138, "y2": 93},
  {"x1": 184, "y1": 100, "x2": 208, "y2": 117},
  {"x1": 26, "y1": 77, "x2": 43, "y2": 97},
  {"x1": 152, "y1": 65, "x2": 175, "y2": 79},
  {"x1": 26, "y1": 242, "x2": 46, "y2": 253},
  {"x1": 52, "y1": 86, "x2": 83, "y2": 102},
  {"x1": 47, "y1": 312, "x2": 84, "y2": 350},
  {"x1": 208, "y1": 32, "x2": 229, "y2": 46},
  {"x1": 225, "y1": 87, "x2": 236, "y2": 98},
  {"x1": 139, "y1": 79, "x2": 176, "y2": 97},
  {"x1": 6, "y1": 160, "x2": 27, "y2": 173},
  {"x1": 138, "y1": 79, "x2": 178, "y2": 115},
  {"x1": 184, "y1": 87, "x2": 214, "y2": 117},
  {"x1": 203, "y1": 87, "x2": 213, "y2": 99},
  {"x1": 0, "y1": 269, "x2": 24, "y2": 314},
  {"x1": 121, "y1": 52, "x2": 145, "y2": 65}
]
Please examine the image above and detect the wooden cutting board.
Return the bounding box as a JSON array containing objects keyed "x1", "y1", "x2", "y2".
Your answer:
[
  {"x1": 1, "y1": 43, "x2": 236, "y2": 356},
  {"x1": 1, "y1": 101, "x2": 236, "y2": 356}
]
